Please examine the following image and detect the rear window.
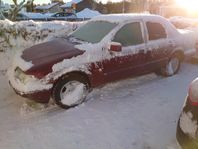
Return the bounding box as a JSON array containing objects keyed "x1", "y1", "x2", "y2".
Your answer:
[{"x1": 146, "y1": 22, "x2": 167, "y2": 40}]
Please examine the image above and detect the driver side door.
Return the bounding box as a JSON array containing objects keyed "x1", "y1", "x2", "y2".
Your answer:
[{"x1": 102, "y1": 21, "x2": 147, "y2": 82}]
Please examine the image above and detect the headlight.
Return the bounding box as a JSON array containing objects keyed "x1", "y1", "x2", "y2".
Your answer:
[{"x1": 15, "y1": 67, "x2": 34, "y2": 84}]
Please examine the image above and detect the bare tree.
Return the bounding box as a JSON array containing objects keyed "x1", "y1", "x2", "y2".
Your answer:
[
  {"x1": 9, "y1": 0, "x2": 26, "y2": 21},
  {"x1": 26, "y1": 0, "x2": 34, "y2": 12}
]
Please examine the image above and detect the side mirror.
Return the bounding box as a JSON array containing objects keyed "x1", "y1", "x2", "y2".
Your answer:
[{"x1": 108, "y1": 42, "x2": 122, "y2": 52}]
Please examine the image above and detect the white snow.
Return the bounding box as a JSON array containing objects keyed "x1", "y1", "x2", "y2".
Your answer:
[
  {"x1": 76, "y1": 8, "x2": 101, "y2": 19},
  {"x1": 3, "y1": 16, "x2": 198, "y2": 149},
  {"x1": 1, "y1": 19, "x2": 82, "y2": 93},
  {"x1": 13, "y1": 51, "x2": 33, "y2": 71},
  {"x1": 0, "y1": 19, "x2": 82, "y2": 52},
  {"x1": 60, "y1": 0, "x2": 82, "y2": 8},
  {"x1": 61, "y1": 82, "x2": 85, "y2": 106},
  {"x1": 2, "y1": 54, "x2": 198, "y2": 149},
  {"x1": 180, "y1": 111, "x2": 198, "y2": 138}
]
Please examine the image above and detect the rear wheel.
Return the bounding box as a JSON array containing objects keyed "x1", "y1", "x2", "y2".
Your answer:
[
  {"x1": 52, "y1": 75, "x2": 89, "y2": 109},
  {"x1": 159, "y1": 53, "x2": 181, "y2": 77}
]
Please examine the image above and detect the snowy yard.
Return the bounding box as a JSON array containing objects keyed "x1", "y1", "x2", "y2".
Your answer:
[
  {"x1": 1, "y1": 58, "x2": 198, "y2": 149},
  {"x1": 1, "y1": 17, "x2": 198, "y2": 149}
]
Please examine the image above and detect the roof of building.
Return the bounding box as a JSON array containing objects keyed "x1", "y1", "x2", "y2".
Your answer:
[
  {"x1": 35, "y1": 2, "x2": 59, "y2": 10},
  {"x1": 77, "y1": 8, "x2": 101, "y2": 18},
  {"x1": 60, "y1": 0, "x2": 82, "y2": 8}
]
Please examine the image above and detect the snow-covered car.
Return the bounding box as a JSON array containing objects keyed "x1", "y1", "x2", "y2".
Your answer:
[
  {"x1": 16, "y1": 13, "x2": 30, "y2": 21},
  {"x1": 8, "y1": 14, "x2": 197, "y2": 109},
  {"x1": 176, "y1": 78, "x2": 198, "y2": 149},
  {"x1": 47, "y1": 12, "x2": 77, "y2": 21}
]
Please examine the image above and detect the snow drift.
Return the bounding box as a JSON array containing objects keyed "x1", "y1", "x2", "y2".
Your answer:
[
  {"x1": 0, "y1": 19, "x2": 82, "y2": 52},
  {"x1": 0, "y1": 19, "x2": 82, "y2": 71}
]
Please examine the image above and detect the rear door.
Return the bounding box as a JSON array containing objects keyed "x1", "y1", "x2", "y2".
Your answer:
[{"x1": 144, "y1": 21, "x2": 174, "y2": 70}]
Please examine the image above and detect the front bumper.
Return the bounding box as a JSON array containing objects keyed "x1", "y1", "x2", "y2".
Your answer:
[
  {"x1": 8, "y1": 65, "x2": 53, "y2": 103},
  {"x1": 10, "y1": 81, "x2": 51, "y2": 103}
]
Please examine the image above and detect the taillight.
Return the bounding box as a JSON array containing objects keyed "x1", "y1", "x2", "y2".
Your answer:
[{"x1": 189, "y1": 78, "x2": 198, "y2": 106}]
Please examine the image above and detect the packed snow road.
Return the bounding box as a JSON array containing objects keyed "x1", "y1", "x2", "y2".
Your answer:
[{"x1": 0, "y1": 62, "x2": 198, "y2": 149}]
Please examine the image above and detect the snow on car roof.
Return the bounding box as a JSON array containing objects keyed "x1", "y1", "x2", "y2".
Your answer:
[
  {"x1": 91, "y1": 13, "x2": 179, "y2": 37},
  {"x1": 92, "y1": 13, "x2": 167, "y2": 23}
]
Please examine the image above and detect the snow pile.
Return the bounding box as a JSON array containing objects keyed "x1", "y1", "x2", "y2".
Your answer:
[
  {"x1": 180, "y1": 111, "x2": 198, "y2": 138},
  {"x1": 77, "y1": 8, "x2": 101, "y2": 19},
  {"x1": 0, "y1": 19, "x2": 82, "y2": 52},
  {"x1": 0, "y1": 19, "x2": 83, "y2": 75}
]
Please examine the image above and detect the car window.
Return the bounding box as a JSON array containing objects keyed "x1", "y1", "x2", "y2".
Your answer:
[
  {"x1": 146, "y1": 22, "x2": 167, "y2": 40},
  {"x1": 55, "y1": 13, "x2": 62, "y2": 17},
  {"x1": 65, "y1": 13, "x2": 72, "y2": 17},
  {"x1": 17, "y1": 14, "x2": 23, "y2": 17},
  {"x1": 71, "y1": 21, "x2": 117, "y2": 43},
  {"x1": 113, "y1": 22, "x2": 143, "y2": 47}
]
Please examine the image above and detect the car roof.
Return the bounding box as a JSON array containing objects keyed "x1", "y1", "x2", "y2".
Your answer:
[
  {"x1": 92, "y1": 13, "x2": 166, "y2": 23},
  {"x1": 91, "y1": 13, "x2": 179, "y2": 37}
]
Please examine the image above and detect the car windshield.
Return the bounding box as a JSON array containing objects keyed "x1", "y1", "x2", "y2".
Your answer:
[{"x1": 70, "y1": 21, "x2": 117, "y2": 43}]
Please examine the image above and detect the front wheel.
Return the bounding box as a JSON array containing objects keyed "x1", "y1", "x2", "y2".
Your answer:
[
  {"x1": 52, "y1": 75, "x2": 89, "y2": 109},
  {"x1": 160, "y1": 53, "x2": 181, "y2": 77}
]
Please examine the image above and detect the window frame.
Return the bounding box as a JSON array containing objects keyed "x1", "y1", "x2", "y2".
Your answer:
[{"x1": 112, "y1": 20, "x2": 145, "y2": 47}]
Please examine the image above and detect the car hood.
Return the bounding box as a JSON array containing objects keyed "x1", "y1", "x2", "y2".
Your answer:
[
  {"x1": 22, "y1": 38, "x2": 85, "y2": 77},
  {"x1": 22, "y1": 38, "x2": 84, "y2": 63}
]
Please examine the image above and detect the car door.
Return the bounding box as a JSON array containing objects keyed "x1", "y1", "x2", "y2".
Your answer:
[
  {"x1": 144, "y1": 21, "x2": 174, "y2": 71},
  {"x1": 102, "y1": 21, "x2": 148, "y2": 82}
]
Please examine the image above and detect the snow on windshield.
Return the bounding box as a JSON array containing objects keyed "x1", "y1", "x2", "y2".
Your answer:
[{"x1": 71, "y1": 21, "x2": 117, "y2": 43}]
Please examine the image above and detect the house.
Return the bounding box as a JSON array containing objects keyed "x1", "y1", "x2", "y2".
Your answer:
[
  {"x1": 35, "y1": 2, "x2": 62, "y2": 13},
  {"x1": 0, "y1": 2, "x2": 11, "y2": 11},
  {"x1": 76, "y1": 8, "x2": 101, "y2": 19},
  {"x1": 60, "y1": 0, "x2": 98, "y2": 13}
]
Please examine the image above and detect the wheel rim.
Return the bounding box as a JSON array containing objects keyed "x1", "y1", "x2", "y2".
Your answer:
[
  {"x1": 166, "y1": 57, "x2": 179, "y2": 75},
  {"x1": 60, "y1": 81, "x2": 87, "y2": 106}
]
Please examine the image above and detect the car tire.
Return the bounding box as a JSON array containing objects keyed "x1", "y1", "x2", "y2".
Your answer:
[
  {"x1": 52, "y1": 74, "x2": 90, "y2": 109},
  {"x1": 160, "y1": 53, "x2": 181, "y2": 77}
]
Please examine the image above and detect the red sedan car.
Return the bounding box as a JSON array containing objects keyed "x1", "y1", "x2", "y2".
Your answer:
[
  {"x1": 177, "y1": 78, "x2": 198, "y2": 149},
  {"x1": 9, "y1": 14, "x2": 186, "y2": 109}
]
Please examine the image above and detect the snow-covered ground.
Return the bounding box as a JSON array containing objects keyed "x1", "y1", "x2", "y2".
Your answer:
[
  {"x1": 1, "y1": 53, "x2": 198, "y2": 149},
  {"x1": 1, "y1": 18, "x2": 198, "y2": 149}
]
